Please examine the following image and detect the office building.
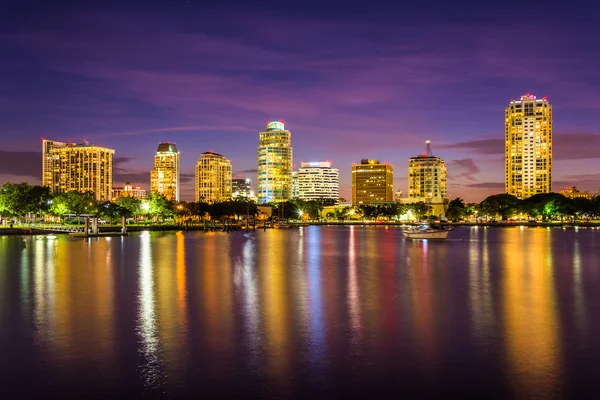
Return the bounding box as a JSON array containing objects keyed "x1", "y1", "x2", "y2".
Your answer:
[
  {"x1": 113, "y1": 182, "x2": 147, "y2": 200},
  {"x1": 150, "y1": 142, "x2": 180, "y2": 201},
  {"x1": 232, "y1": 178, "x2": 254, "y2": 198},
  {"x1": 352, "y1": 159, "x2": 393, "y2": 205},
  {"x1": 195, "y1": 152, "x2": 232, "y2": 203},
  {"x1": 505, "y1": 93, "x2": 552, "y2": 199},
  {"x1": 41, "y1": 139, "x2": 114, "y2": 201},
  {"x1": 297, "y1": 161, "x2": 339, "y2": 202},
  {"x1": 257, "y1": 121, "x2": 293, "y2": 203}
]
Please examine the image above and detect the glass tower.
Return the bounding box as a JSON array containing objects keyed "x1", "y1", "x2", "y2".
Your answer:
[{"x1": 257, "y1": 121, "x2": 293, "y2": 203}]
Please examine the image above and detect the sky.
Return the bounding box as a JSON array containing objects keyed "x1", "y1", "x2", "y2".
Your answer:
[{"x1": 1, "y1": 0, "x2": 600, "y2": 202}]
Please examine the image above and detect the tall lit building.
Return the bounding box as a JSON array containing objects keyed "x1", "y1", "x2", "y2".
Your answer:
[
  {"x1": 505, "y1": 93, "x2": 552, "y2": 198},
  {"x1": 42, "y1": 139, "x2": 114, "y2": 201},
  {"x1": 257, "y1": 121, "x2": 293, "y2": 203},
  {"x1": 150, "y1": 142, "x2": 180, "y2": 201},
  {"x1": 42, "y1": 139, "x2": 66, "y2": 187},
  {"x1": 352, "y1": 159, "x2": 393, "y2": 205},
  {"x1": 297, "y1": 161, "x2": 339, "y2": 202},
  {"x1": 113, "y1": 182, "x2": 147, "y2": 200},
  {"x1": 408, "y1": 141, "x2": 447, "y2": 201},
  {"x1": 195, "y1": 152, "x2": 232, "y2": 203}
]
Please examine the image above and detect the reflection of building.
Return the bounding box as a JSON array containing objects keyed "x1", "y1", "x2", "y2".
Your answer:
[
  {"x1": 257, "y1": 121, "x2": 293, "y2": 203},
  {"x1": 395, "y1": 190, "x2": 403, "y2": 202},
  {"x1": 352, "y1": 159, "x2": 393, "y2": 205},
  {"x1": 195, "y1": 152, "x2": 232, "y2": 203},
  {"x1": 113, "y1": 182, "x2": 147, "y2": 200},
  {"x1": 408, "y1": 141, "x2": 447, "y2": 201},
  {"x1": 150, "y1": 142, "x2": 180, "y2": 201},
  {"x1": 42, "y1": 139, "x2": 114, "y2": 201},
  {"x1": 292, "y1": 171, "x2": 299, "y2": 199},
  {"x1": 232, "y1": 178, "x2": 253, "y2": 198},
  {"x1": 560, "y1": 186, "x2": 591, "y2": 200},
  {"x1": 505, "y1": 93, "x2": 552, "y2": 199},
  {"x1": 297, "y1": 161, "x2": 339, "y2": 202}
]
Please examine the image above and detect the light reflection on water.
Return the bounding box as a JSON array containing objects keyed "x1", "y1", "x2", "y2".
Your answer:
[{"x1": 1, "y1": 227, "x2": 600, "y2": 398}]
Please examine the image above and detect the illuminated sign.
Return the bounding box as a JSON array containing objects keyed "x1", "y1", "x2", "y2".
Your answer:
[{"x1": 267, "y1": 121, "x2": 285, "y2": 130}]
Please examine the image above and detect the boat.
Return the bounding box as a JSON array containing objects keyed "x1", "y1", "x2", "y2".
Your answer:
[
  {"x1": 273, "y1": 222, "x2": 290, "y2": 229},
  {"x1": 402, "y1": 223, "x2": 450, "y2": 240}
]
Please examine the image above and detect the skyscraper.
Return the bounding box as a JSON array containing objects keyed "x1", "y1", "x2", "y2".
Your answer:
[
  {"x1": 42, "y1": 139, "x2": 114, "y2": 201},
  {"x1": 195, "y1": 152, "x2": 232, "y2": 203},
  {"x1": 150, "y1": 142, "x2": 180, "y2": 201},
  {"x1": 352, "y1": 159, "x2": 393, "y2": 205},
  {"x1": 297, "y1": 161, "x2": 339, "y2": 202},
  {"x1": 505, "y1": 93, "x2": 552, "y2": 198},
  {"x1": 408, "y1": 141, "x2": 447, "y2": 201},
  {"x1": 257, "y1": 121, "x2": 293, "y2": 203}
]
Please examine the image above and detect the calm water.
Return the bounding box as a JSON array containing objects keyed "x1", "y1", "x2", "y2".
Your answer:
[{"x1": 1, "y1": 226, "x2": 600, "y2": 398}]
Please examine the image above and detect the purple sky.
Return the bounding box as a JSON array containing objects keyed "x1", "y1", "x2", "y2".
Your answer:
[{"x1": 2, "y1": 1, "x2": 600, "y2": 201}]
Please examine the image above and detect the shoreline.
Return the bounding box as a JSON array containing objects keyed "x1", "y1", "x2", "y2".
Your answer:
[{"x1": 1, "y1": 221, "x2": 599, "y2": 236}]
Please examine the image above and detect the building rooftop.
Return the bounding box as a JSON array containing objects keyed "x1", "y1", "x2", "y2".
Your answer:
[
  {"x1": 156, "y1": 142, "x2": 179, "y2": 153},
  {"x1": 201, "y1": 151, "x2": 225, "y2": 158}
]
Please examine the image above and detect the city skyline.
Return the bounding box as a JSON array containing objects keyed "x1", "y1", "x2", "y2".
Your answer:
[{"x1": 2, "y1": 2, "x2": 600, "y2": 201}]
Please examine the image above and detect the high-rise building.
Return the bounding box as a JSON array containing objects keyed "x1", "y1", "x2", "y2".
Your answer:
[
  {"x1": 352, "y1": 159, "x2": 393, "y2": 205},
  {"x1": 505, "y1": 93, "x2": 552, "y2": 199},
  {"x1": 113, "y1": 182, "x2": 147, "y2": 200},
  {"x1": 232, "y1": 178, "x2": 253, "y2": 198},
  {"x1": 195, "y1": 152, "x2": 232, "y2": 203},
  {"x1": 257, "y1": 121, "x2": 293, "y2": 203},
  {"x1": 408, "y1": 141, "x2": 447, "y2": 201},
  {"x1": 297, "y1": 161, "x2": 339, "y2": 202},
  {"x1": 42, "y1": 139, "x2": 114, "y2": 201},
  {"x1": 150, "y1": 142, "x2": 180, "y2": 201},
  {"x1": 42, "y1": 139, "x2": 66, "y2": 188}
]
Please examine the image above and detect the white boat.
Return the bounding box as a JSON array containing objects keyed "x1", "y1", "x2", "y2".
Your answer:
[{"x1": 402, "y1": 224, "x2": 449, "y2": 239}]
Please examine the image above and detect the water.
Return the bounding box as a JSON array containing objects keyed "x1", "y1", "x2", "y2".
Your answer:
[{"x1": 1, "y1": 226, "x2": 600, "y2": 398}]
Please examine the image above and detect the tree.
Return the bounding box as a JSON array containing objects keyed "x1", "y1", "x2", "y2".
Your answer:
[
  {"x1": 98, "y1": 201, "x2": 130, "y2": 224},
  {"x1": 144, "y1": 192, "x2": 174, "y2": 221},
  {"x1": 408, "y1": 202, "x2": 430, "y2": 221},
  {"x1": 0, "y1": 182, "x2": 52, "y2": 220},
  {"x1": 49, "y1": 191, "x2": 97, "y2": 220},
  {"x1": 117, "y1": 196, "x2": 142, "y2": 220},
  {"x1": 446, "y1": 197, "x2": 467, "y2": 221},
  {"x1": 480, "y1": 194, "x2": 520, "y2": 221}
]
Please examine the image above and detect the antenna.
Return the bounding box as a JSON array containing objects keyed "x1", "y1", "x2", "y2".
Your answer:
[{"x1": 425, "y1": 140, "x2": 432, "y2": 157}]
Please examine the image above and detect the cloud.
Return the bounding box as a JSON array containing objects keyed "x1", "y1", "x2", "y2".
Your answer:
[
  {"x1": 450, "y1": 158, "x2": 480, "y2": 182},
  {"x1": 441, "y1": 139, "x2": 503, "y2": 155},
  {"x1": 464, "y1": 182, "x2": 504, "y2": 189}
]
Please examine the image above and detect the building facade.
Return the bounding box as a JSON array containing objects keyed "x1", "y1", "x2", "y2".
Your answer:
[
  {"x1": 292, "y1": 171, "x2": 299, "y2": 199},
  {"x1": 150, "y1": 142, "x2": 180, "y2": 201},
  {"x1": 297, "y1": 161, "x2": 339, "y2": 202},
  {"x1": 113, "y1": 182, "x2": 147, "y2": 200},
  {"x1": 42, "y1": 139, "x2": 115, "y2": 201},
  {"x1": 505, "y1": 93, "x2": 552, "y2": 199},
  {"x1": 559, "y1": 186, "x2": 591, "y2": 200},
  {"x1": 195, "y1": 152, "x2": 232, "y2": 203},
  {"x1": 408, "y1": 143, "x2": 447, "y2": 201},
  {"x1": 394, "y1": 190, "x2": 403, "y2": 202},
  {"x1": 232, "y1": 178, "x2": 253, "y2": 198},
  {"x1": 352, "y1": 159, "x2": 393, "y2": 205},
  {"x1": 257, "y1": 121, "x2": 293, "y2": 203}
]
